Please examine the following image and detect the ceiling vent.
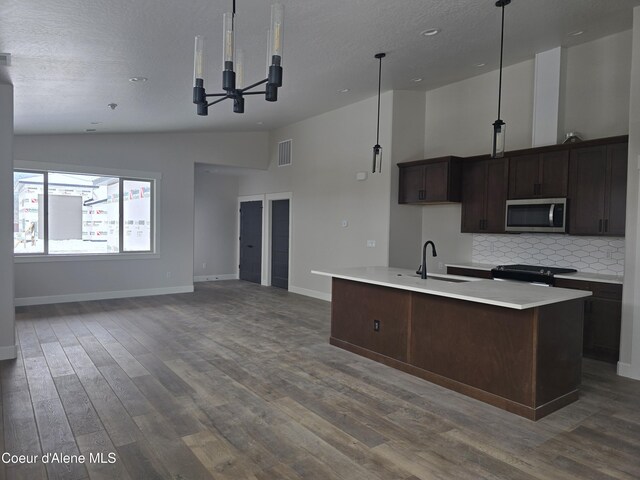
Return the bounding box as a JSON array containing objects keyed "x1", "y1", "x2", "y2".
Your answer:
[
  {"x1": 0, "y1": 53, "x2": 11, "y2": 66},
  {"x1": 278, "y1": 139, "x2": 292, "y2": 167}
]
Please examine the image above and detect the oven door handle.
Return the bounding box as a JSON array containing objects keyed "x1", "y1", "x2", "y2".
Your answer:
[{"x1": 549, "y1": 204, "x2": 555, "y2": 227}]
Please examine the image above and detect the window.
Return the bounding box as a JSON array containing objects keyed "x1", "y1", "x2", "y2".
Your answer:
[{"x1": 14, "y1": 170, "x2": 155, "y2": 256}]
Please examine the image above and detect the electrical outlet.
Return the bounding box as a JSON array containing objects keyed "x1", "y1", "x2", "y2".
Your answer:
[
  {"x1": 341, "y1": 220, "x2": 348, "y2": 227},
  {"x1": 606, "y1": 250, "x2": 612, "y2": 259},
  {"x1": 166, "y1": 271, "x2": 171, "y2": 279},
  {"x1": 202, "y1": 262, "x2": 207, "y2": 269},
  {"x1": 373, "y1": 319, "x2": 380, "y2": 332},
  {"x1": 367, "y1": 240, "x2": 376, "y2": 248}
]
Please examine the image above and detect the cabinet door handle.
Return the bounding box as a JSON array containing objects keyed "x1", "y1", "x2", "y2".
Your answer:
[
  {"x1": 479, "y1": 219, "x2": 483, "y2": 230},
  {"x1": 604, "y1": 219, "x2": 608, "y2": 233},
  {"x1": 598, "y1": 219, "x2": 603, "y2": 233}
]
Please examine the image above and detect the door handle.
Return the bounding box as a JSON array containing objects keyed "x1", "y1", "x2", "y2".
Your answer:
[
  {"x1": 247, "y1": 245, "x2": 254, "y2": 248},
  {"x1": 598, "y1": 219, "x2": 603, "y2": 233},
  {"x1": 604, "y1": 219, "x2": 608, "y2": 233}
]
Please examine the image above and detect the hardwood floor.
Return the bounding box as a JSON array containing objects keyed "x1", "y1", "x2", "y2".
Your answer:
[{"x1": 2, "y1": 280, "x2": 640, "y2": 479}]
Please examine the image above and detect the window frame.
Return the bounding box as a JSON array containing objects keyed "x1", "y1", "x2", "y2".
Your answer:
[{"x1": 13, "y1": 161, "x2": 160, "y2": 262}]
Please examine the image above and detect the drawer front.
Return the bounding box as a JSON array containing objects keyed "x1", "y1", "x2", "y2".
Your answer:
[
  {"x1": 555, "y1": 278, "x2": 622, "y2": 300},
  {"x1": 447, "y1": 267, "x2": 492, "y2": 279}
]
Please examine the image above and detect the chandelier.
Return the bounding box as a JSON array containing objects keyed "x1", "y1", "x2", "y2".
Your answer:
[{"x1": 192, "y1": 1, "x2": 284, "y2": 115}]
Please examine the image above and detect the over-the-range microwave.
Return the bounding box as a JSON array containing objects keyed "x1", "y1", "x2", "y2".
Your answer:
[{"x1": 505, "y1": 198, "x2": 567, "y2": 233}]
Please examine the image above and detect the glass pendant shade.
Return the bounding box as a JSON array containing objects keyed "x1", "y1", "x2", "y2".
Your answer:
[
  {"x1": 372, "y1": 145, "x2": 382, "y2": 173},
  {"x1": 268, "y1": 3, "x2": 284, "y2": 66},
  {"x1": 193, "y1": 35, "x2": 205, "y2": 85},
  {"x1": 223, "y1": 12, "x2": 235, "y2": 70},
  {"x1": 235, "y1": 49, "x2": 245, "y2": 89},
  {"x1": 492, "y1": 119, "x2": 506, "y2": 158}
]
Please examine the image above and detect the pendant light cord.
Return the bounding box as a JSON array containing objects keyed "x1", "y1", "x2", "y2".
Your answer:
[
  {"x1": 497, "y1": 3, "x2": 505, "y2": 120},
  {"x1": 376, "y1": 55, "x2": 382, "y2": 145}
]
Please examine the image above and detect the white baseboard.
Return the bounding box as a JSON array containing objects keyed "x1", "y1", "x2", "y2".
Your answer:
[
  {"x1": 289, "y1": 285, "x2": 331, "y2": 302},
  {"x1": 617, "y1": 361, "x2": 640, "y2": 380},
  {"x1": 0, "y1": 345, "x2": 17, "y2": 361},
  {"x1": 194, "y1": 274, "x2": 239, "y2": 283},
  {"x1": 15, "y1": 285, "x2": 194, "y2": 307}
]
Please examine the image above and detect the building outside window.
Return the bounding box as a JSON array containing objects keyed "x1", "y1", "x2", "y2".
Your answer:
[{"x1": 14, "y1": 170, "x2": 155, "y2": 256}]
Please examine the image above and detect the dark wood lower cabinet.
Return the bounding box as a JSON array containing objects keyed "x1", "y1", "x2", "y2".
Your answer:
[
  {"x1": 331, "y1": 279, "x2": 410, "y2": 363},
  {"x1": 555, "y1": 278, "x2": 622, "y2": 364},
  {"x1": 330, "y1": 278, "x2": 583, "y2": 420}
]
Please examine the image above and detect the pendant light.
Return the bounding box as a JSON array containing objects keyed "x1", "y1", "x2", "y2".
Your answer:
[
  {"x1": 192, "y1": 1, "x2": 284, "y2": 115},
  {"x1": 492, "y1": 0, "x2": 510, "y2": 158},
  {"x1": 372, "y1": 53, "x2": 386, "y2": 173}
]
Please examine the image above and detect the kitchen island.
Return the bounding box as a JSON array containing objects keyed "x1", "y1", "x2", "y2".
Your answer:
[{"x1": 312, "y1": 267, "x2": 592, "y2": 420}]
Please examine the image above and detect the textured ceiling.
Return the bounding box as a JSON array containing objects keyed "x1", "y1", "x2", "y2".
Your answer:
[{"x1": 1, "y1": 0, "x2": 639, "y2": 135}]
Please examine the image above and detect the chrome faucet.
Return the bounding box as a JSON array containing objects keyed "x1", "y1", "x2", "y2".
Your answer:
[{"x1": 416, "y1": 241, "x2": 437, "y2": 279}]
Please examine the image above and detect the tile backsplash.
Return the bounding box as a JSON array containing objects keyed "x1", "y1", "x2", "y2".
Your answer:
[{"x1": 472, "y1": 234, "x2": 624, "y2": 276}]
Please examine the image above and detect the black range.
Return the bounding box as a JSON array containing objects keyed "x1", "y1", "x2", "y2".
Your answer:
[{"x1": 491, "y1": 264, "x2": 577, "y2": 286}]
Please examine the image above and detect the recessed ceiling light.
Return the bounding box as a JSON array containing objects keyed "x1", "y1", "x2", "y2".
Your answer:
[
  {"x1": 420, "y1": 28, "x2": 440, "y2": 37},
  {"x1": 108, "y1": 103, "x2": 118, "y2": 110},
  {"x1": 568, "y1": 30, "x2": 584, "y2": 37},
  {"x1": 85, "y1": 129, "x2": 97, "y2": 133},
  {"x1": 475, "y1": 63, "x2": 486, "y2": 67},
  {"x1": 339, "y1": 88, "x2": 350, "y2": 93},
  {"x1": 129, "y1": 77, "x2": 148, "y2": 82},
  {"x1": 90, "y1": 122, "x2": 102, "y2": 125},
  {"x1": 256, "y1": 121, "x2": 264, "y2": 125},
  {"x1": 411, "y1": 78, "x2": 423, "y2": 83}
]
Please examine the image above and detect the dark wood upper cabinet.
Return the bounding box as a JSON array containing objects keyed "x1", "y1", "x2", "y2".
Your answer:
[
  {"x1": 605, "y1": 142, "x2": 629, "y2": 236},
  {"x1": 568, "y1": 140, "x2": 628, "y2": 236},
  {"x1": 509, "y1": 150, "x2": 569, "y2": 199},
  {"x1": 461, "y1": 157, "x2": 508, "y2": 233},
  {"x1": 397, "y1": 135, "x2": 628, "y2": 237},
  {"x1": 398, "y1": 156, "x2": 462, "y2": 204}
]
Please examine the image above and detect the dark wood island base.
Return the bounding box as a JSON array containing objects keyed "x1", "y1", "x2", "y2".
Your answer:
[{"x1": 330, "y1": 278, "x2": 584, "y2": 420}]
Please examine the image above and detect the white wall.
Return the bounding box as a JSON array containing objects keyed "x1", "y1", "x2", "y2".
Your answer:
[
  {"x1": 620, "y1": 8, "x2": 640, "y2": 380},
  {"x1": 388, "y1": 91, "x2": 426, "y2": 269},
  {"x1": 423, "y1": 30, "x2": 632, "y2": 160},
  {"x1": 0, "y1": 84, "x2": 16, "y2": 360},
  {"x1": 194, "y1": 170, "x2": 239, "y2": 280},
  {"x1": 424, "y1": 59, "x2": 536, "y2": 158},
  {"x1": 239, "y1": 92, "x2": 394, "y2": 299},
  {"x1": 13, "y1": 131, "x2": 267, "y2": 304},
  {"x1": 563, "y1": 30, "x2": 632, "y2": 140}
]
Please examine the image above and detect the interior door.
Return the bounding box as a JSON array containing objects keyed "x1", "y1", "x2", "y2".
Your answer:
[
  {"x1": 239, "y1": 201, "x2": 262, "y2": 284},
  {"x1": 271, "y1": 199, "x2": 290, "y2": 289}
]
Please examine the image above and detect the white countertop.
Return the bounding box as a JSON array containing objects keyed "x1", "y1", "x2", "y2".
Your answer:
[
  {"x1": 445, "y1": 262, "x2": 624, "y2": 285},
  {"x1": 312, "y1": 266, "x2": 591, "y2": 310}
]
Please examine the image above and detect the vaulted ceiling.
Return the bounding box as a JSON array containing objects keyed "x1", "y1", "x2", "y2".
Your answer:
[{"x1": 1, "y1": 0, "x2": 639, "y2": 135}]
